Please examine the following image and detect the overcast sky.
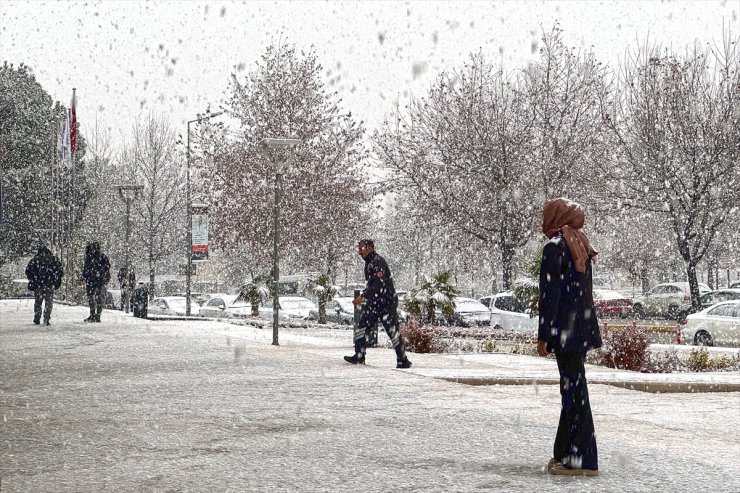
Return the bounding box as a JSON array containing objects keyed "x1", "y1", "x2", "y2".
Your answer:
[{"x1": 2, "y1": 0, "x2": 738, "y2": 146}]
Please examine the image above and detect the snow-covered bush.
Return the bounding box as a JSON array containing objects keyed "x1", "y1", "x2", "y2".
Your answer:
[
  {"x1": 597, "y1": 324, "x2": 650, "y2": 371},
  {"x1": 400, "y1": 318, "x2": 434, "y2": 354}
]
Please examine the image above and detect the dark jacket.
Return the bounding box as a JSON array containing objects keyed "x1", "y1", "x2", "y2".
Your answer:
[
  {"x1": 362, "y1": 251, "x2": 396, "y2": 305},
  {"x1": 25, "y1": 246, "x2": 64, "y2": 291},
  {"x1": 83, "y1": 243, "x2": 111, "y2": 288},
  {"x1": 118, "y1": 267, "x2": 136, "y2": 287},
  {"x1": 538, "y1": 236, "x2": 602, "y2": 354}
]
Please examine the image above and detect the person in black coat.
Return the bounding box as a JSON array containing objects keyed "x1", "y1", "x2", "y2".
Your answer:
[
  {"x1": 25, "y1": 244, "x2": 64, "y2": 325},
  {"x1": 537, "y1": 198, "x2": 602, "y2": 477},
  {"x1": 82, "y1": 241, "x2": 111, "y2": 322},
  {"x1": 118, "y1": 266, "x2": 136, "y2": 312},
  {"x1": 344, "y1": 239, "x2": 411, "y2": 369}
]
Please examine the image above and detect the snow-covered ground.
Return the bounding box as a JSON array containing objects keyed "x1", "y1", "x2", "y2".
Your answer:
[{"x1": 1, "y1": 300, "x2": 738, "y2": 492}]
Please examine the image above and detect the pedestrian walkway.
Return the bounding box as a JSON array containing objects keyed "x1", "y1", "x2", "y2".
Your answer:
[{"x1": 2, "y1": 300, "x2": 739, "y2": 492}]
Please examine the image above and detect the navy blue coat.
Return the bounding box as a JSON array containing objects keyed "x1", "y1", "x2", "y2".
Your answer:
[
  {"x1": 538, "y1": 236, "x2": 602, "y2": 354},
  {"x1": 361, "y1": 251, "x2": 397, "y2": 308}
]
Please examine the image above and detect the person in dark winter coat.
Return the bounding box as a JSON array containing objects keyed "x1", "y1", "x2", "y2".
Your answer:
[
  {"x1": 25, "y1": 244, "x2": 64, "y2": 325},
  {"x1": 82, "y1": 241, "x2": 111, "y2": 322},
  {"x1": 537, "y1": 198, "x2": 602, "y2": 477},
  {"x1": 344, "y1": 239, "x2": 411, "y2": 369},
  {"x1": 118, "y1": 266, "x2": 136, "y2": 312}
]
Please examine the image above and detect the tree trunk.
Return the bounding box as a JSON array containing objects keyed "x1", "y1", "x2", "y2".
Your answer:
[
  {"x1": 427, "y1": 301, "x2": 436, "y2": 325},
  {"x1": 318, "y1": 299, "x2": 326, "y2": 324},
  {"x1": 251, "y1": 302, "x2": 259, "y2": 316},
  {"x1": 685, "y1": 261, "x2": 702, "y2": 313},
  {"x1": 500, "y1": 243, "x2": 515, "y2": 290},
  {"x1": 640, "y1": 265, "x2": 650, "y2": 295}
]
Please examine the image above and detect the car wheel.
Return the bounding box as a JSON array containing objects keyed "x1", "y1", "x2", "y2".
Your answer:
[
  {"x1": 634, "y1": 304, "x2": 646, "y2": 319},
  {"x1": 694, "y1": 330, "x2": 714, "y2": 347}
]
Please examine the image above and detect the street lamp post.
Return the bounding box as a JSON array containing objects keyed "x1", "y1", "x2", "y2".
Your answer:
[
  {"x1": 115, "y1": 184, "x2": 143, "y2": 313},
  {"x1": 186, "y1": 111, "x2": 223, "y2": 316},
  {"x1": 259, "y1": 138, "x2": 302, "y2": 346}
]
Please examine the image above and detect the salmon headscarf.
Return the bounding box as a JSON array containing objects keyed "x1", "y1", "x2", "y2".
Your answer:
[{"x1": 542, "y1": 198, "x2": 597, "y2": 273}]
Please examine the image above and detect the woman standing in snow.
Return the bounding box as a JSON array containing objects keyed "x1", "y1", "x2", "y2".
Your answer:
[{"x1": 537, "y1": 198, "x2": 602, "y2": 477}]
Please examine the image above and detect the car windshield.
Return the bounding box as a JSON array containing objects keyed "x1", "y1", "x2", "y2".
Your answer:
[{"x1": 456, "y1": 298, "x2": 488, "y2": 312}]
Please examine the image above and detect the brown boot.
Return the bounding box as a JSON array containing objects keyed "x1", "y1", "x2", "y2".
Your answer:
[{"x1": 549, "y1": 463, "x2": 598, "y2": 477}]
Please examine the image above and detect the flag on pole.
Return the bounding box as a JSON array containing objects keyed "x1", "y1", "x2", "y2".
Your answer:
[
  {"x1": 57, "y1": 111, "x2": 71, "y2": 169},
  {"x1": 70, "y1": 90, "x2": 77, "y2": 157}
]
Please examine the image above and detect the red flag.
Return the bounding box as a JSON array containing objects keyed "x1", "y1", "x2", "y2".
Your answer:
[{"x1": 70, "y1": 90, "x2": 77, "y2": 157}]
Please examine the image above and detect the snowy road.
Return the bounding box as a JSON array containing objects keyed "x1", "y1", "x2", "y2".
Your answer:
[{"x1": 1, "y1": 300, "x2": 738, "y2": 492}]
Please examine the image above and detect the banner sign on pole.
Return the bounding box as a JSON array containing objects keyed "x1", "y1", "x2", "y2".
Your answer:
[{"x1": 191, "y1": 204, "x2": 209, "y2": 261}]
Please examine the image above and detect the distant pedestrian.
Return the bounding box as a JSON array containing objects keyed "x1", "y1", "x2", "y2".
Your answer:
[
  {"x1": 82, "y1": 241, "x2": 111, "y2": 323},
  {"x1": 118, "y1": 265, "x2": 136, "y2": 312},
  {"x1": 344, "y1": 239, "x2": 412, "y2": 369},
  {"x1": 537, "y1": 198, "x2": 602, "y2": 477},
  {"x1": 25, "y1": 244, "x2": 64, "y2": 326}
]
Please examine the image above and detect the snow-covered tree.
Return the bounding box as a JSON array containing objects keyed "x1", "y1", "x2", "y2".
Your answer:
[
  {"x1": 199, "y1": 43, "x2": 371, "y2": 278},
  {"x1": 598, "y1": 38, "x2": 740, "y2": 309},
  {"x1": 523, "y1": 25, "x2": 609, "y2": 199},
  {"x1": 374, "y1": 53, "x2": 537, "y2": 289},
  {"x1": 0, "y1": 63, "x2": 83, "y2": 264},
  {"x1": 122, "y1": 114, "x2": 185, "y2": 296}
]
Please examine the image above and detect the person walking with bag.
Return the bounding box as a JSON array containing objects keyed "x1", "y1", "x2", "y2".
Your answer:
[
  {"x1": 537, "y1": 198, "x2": 602, "y2": 477},
  {"x1": 25, "y1": 244, "x2": 64, "y2": 326},
  {"x1": 344, "y1": 239, "x2": 411, "y2": 369},
  {"x1": 82, "y1": 241, "x2": 111, "y2": 323}
]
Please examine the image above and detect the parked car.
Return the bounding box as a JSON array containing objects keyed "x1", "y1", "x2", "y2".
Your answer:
[
  {"x1": 258, "y1": 296, "x2": 317, "y2": 320},
  {"x1": 479, "y1": 294, "x2": 495, "y2": 309},
  {"x1": 592, "y1": 275, "x2": 613, "y2": 290},
  {"x1": 633, "y1": 282, "x2": 711, "y2": 320},
  {"x1": 437, "y1": 297, "x2": 491, "y2": 327},
  {"x1": 593, "y1": 289, "x2": 633, "y2": 318},
  {"x1": 198, "y1": 294, "x2": 239, "y2": 318},
  {"x1": 682, "y1": 300, "x2": 740, "y2": 347},
  {"x1": 148, "y1": 296, "x2": 199, "y2": 316},
  {"x1": 307, "y1": 296, "x2": 355, "y2": 325},
  {"x1": 676, "y1": 288, "x2": 740, "y2": 323},
  {"x1": 488, "y1": 291, "x2": 537, "y2": 332}
]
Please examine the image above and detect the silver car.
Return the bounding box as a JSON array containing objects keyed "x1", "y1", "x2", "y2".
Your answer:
[
  {"x1": 633, "y1": 282, "x2": 710, "y2": 320},
  {"x1": 198, "y1": 294, "x2": 239, "y2": 318}
]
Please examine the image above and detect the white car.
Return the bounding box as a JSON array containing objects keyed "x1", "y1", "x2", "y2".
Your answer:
[
  {"x1": 149, "y1": 296, "x2": 199, "y2": 316},
  {"x1": 682, "y1": 300, "x2": 740, "y2": 347},
  {"x1": 446, "y1": 297, "x2": 492, "y2": 327},
  {"x1": 488, "y1": 291, "x2": 537, "y2": 332},
  {"x1": 198, "y1": 294, "x2": 239, "y2": 318},
  {"x1": 258, "y1": 296, "x2": 317, "y2": 320}
]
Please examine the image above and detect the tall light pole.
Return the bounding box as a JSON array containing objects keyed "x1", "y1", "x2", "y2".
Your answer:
[
  {"x1": 186, "y1": 111, "x2": 223, "y2": 316},
  {"x1": 259, "y1": 138, "x2": 302, "y2": 346},
  {"x1": 115, "y1": 184, "x2": 143, "y2": 313}
]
